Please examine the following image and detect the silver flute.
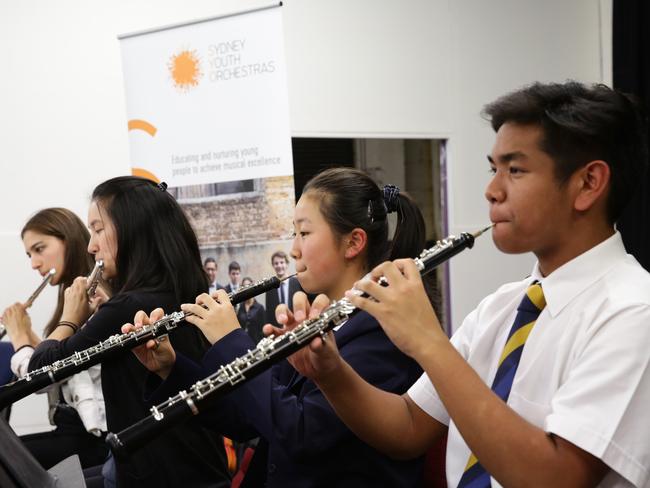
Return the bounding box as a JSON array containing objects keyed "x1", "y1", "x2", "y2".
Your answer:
[
  {"x1": 0, "y1": 272, "x2": 295, "y2": 409},
  {"x1": 86, "y1": 260, "x2": 104, "y2": 298},
  {"x1": 0, "y1": 268, "x2": 56, "y2": 340},
  {"x1": 106, "y1": 226, "x2": 492, "y2": 457}
]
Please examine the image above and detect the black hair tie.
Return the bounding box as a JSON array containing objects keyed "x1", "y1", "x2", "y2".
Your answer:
[{"x1": 383, "y1": 185, "x2": 400, "y2": 213}]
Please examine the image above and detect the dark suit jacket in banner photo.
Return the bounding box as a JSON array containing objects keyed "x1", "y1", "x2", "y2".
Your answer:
[{"x1": 264, "y1": 276, "x2": 302, "y2": 327}]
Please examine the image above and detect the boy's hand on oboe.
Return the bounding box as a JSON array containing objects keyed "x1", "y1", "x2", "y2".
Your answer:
[
  {"x1": 123, "y1": 308, "x2": 176, "y2": 379},
  {"x1": 346, "y1": 258, "x2": 443, "y2": 361}
]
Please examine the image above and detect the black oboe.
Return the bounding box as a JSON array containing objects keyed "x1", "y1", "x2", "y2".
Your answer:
[
  {"x1": 0, "y1": 273, "x2": 295, "y2": 410},
  {"x1": 106, "y1": 226, "x2": 492, "y2": 457}
]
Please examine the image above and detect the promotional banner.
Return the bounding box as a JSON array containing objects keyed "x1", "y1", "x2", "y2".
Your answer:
[
  {"x1": 119, "y1": 4, "x2": 296, "y2": 297},
  {"x1": 119, "y1": 3, "x2": 292, "y2": 186}
]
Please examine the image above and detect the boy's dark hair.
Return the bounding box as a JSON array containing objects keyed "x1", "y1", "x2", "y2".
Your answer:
[
  {"x1": 228, "y1": 261, "x2": 241, "y2": 272},
  {"x1": 92, "y1": 176, "x2": 207, "y2": 304},
  {"x1": 203, "y1": 257, "x2": 216, "y2": 266},
  {"x1": 483, "y1": 81, "x2": 648, "y2": 223}
]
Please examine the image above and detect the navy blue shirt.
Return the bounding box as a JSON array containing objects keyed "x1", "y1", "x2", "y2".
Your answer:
[{"x1": 149, "y1": 310, "x2": 424, "y2": 487}]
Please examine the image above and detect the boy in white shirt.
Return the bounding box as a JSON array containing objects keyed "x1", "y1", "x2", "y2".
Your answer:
[{"x1": 282, "y1": 81, "x2": 650, "y2": 487}]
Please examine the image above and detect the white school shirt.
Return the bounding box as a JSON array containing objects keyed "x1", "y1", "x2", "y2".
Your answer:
[
  {"x1": 278, "y1": 279, "x2": 288, "y2": 304},
  {"x1": 11, "y1": 347, "x2": 107, "y2": 435},
  {"x1": 408, "y1": 232, "x2": 650, "y2": 488}
]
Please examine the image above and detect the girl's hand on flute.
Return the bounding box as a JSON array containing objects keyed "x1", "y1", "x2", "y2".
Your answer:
[
  {"x1": 1, "y1": 303, "x2": 39, "y2": 347},
  {"x1": 345, "y1": 258, "x2": 443, "y2": 362},
  {"x1": 61, "y1": 276, "x2": 92, "y2": 326},
  {"x1": 181, "y1": 289, "x2": 240, "y2": 345},
  {"x1": 88, "y1": 283, "x2": 110, "y2": 314},
  {"x1": 265, "y1": 292, "x2": 345, "y2": 382},
  {"x1": 122, "y1": 308, "x2": 176, "y2": 380}
]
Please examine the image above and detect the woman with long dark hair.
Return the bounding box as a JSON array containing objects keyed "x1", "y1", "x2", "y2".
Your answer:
[
  {"x1": 28, "y1": 177, "x2": 230, "y2": 487},
  {"x1": 1, "y1": 207, "x2": 108, "y2": 469}
]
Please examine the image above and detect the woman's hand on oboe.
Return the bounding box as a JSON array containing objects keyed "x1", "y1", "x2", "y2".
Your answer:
[
  {"x1": 264, "y1": 292, "x2": 345, "y2": 382},
  {"x1": 346, "y1": 258, "x2": 443, "y2": 362},
  {"x1": 182, "y1": 290, "x2": 240, "y2": 345},
  {"x1": 122, "y1": 308, "x2": 176, "y2": 380}
]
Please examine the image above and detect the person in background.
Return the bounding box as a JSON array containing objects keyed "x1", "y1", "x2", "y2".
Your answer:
[
  {"x1": 1, "y1": 207, "x2": 108, "y2": 470},
  {"x1": 236, "y1": 276, "x2": 266, "y2": 344},
  {"x1": 224, "y1": 261, "x2": 241, "y2": 294},
  {"x1": 264, "y1": 250, "x2": 302, "y2": 327},
  {"x1": 204, "y1": 257, "x2": 224, "y2": 294}
]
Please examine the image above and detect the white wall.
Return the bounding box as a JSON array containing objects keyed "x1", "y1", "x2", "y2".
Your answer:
[
  {"x1": 283, "y1": 0, "x2": 610, "y2": 324},
  {"x1": 0, "y1": 0, "x2": 611, "y2": 434}
]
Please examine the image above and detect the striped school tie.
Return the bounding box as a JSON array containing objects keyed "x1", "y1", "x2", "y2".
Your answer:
[{"x1": 456, "y1": 281, "x2": 546, "y2": 488}]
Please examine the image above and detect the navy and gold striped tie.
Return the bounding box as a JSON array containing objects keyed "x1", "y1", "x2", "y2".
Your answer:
[{"x1": 457, "y1": 282, "x2": 546, "y2": 488}]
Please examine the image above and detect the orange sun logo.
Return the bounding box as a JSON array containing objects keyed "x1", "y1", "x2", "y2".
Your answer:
[{"x1": 168, "y1": 48, "x2": 203, "y2": 92}]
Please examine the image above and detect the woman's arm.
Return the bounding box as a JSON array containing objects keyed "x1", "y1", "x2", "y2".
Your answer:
[{"x1": 29, "y1": 292, "x2": 142, "y2": 371}]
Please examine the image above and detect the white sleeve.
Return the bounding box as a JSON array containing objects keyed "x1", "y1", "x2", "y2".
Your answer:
[
  {"x1": 10, "y1": 346, "x2": 34, "y2": 378},
  {"x1": 545, "y1": 304, "x2": 650, "y2": 488},
  {"x1": 64, "y1": 365, "x2": 107, "y2": 435},
  {"x1": 407, "y1": 306, "x2": 480, "y2": 425}
]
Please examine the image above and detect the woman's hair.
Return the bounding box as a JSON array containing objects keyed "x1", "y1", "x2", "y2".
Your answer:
[
  {"x1": 91, "y1": 176, "x2": 206, "y2": 303},
  {"x1": 302, "y1": 167, "x2": 426, "y2": 268},
  {"x1": 21, "y1": 208, "x2": 94, "y2": 336},
  {"x1": 302, "y1": 167, "x2": 440, "y2": 311}
]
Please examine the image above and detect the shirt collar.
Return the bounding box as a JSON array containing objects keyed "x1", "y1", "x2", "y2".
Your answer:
[{"x1": 529, "y1": 232, "x2": 627, "y2": 317}]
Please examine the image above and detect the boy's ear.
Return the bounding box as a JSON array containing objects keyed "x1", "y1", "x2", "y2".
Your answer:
[
  {"x1": 573, "y1": 160, "x2": 611, "y2": 213},
  {"x1": 344, "y1": 228, "x2": 368, "y2": 259}
]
